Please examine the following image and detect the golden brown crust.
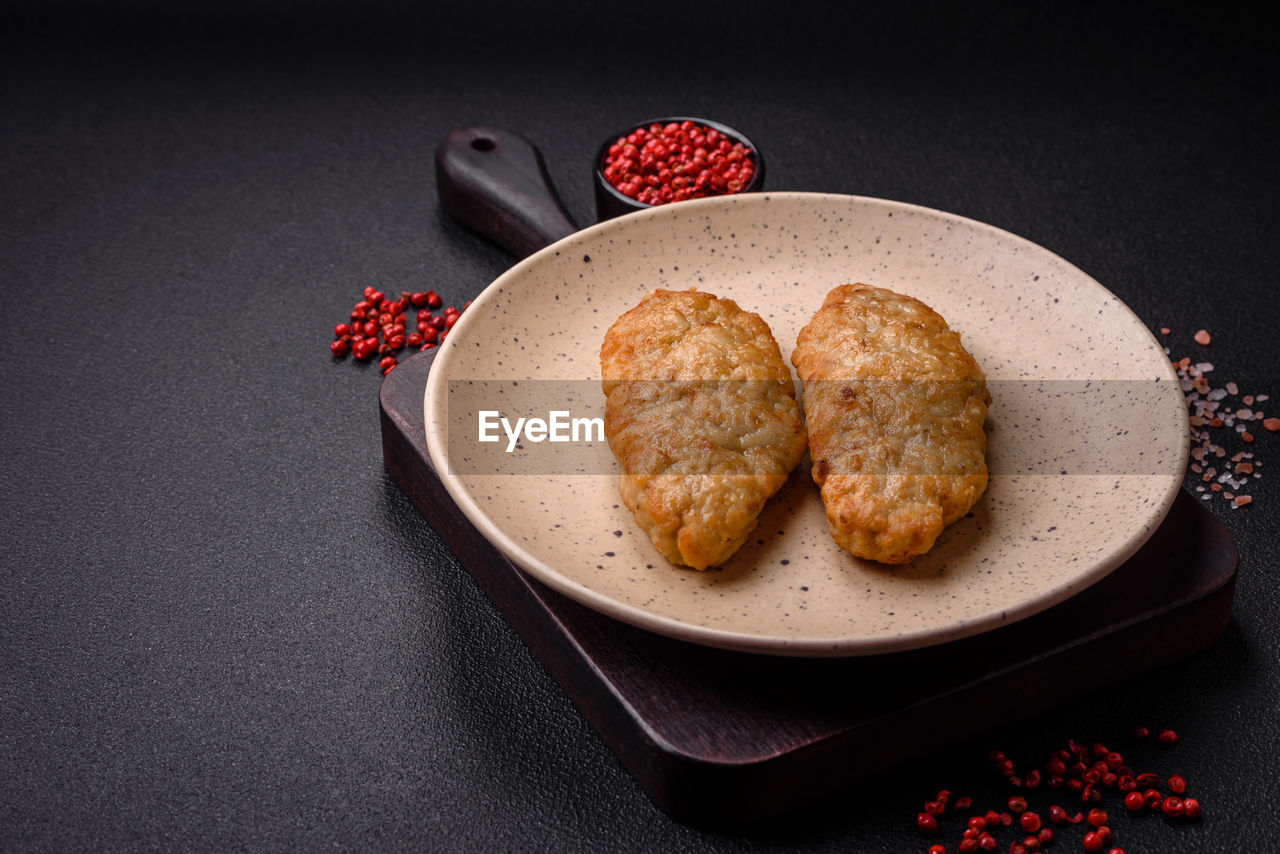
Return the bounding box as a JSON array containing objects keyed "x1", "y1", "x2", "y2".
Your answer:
[
  {"x1": 792, "y1": 284, "x2": 990, "y2": 564},
  {"x1": 601, "y1": 289, "x2": 807, "y2": 570}
]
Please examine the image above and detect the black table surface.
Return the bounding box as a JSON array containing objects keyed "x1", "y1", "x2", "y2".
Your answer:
[{"x1": 3, "y1": 3, "x2": 1277, "y2": 852}]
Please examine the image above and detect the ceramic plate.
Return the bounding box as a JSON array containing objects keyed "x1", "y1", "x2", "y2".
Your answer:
[{"x1": 424, "y1": 192, "x2": 1187, "y2": 656}]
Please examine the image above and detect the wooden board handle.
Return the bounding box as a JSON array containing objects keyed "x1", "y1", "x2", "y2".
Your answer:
[{"x1": 435, "y1": 126, "x2": 579, "y2": 258}]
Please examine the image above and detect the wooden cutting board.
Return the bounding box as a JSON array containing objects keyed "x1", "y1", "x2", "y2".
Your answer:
[{"x1": 379, "y1": 347, "x2": 1237, "y2": 828}]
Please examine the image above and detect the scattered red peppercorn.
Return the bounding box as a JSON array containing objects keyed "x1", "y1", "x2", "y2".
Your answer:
[
  {"x1": 954, "y1": 796, "x2": 973, "y2": 812},
  {"x1": 914, "y1": 733, "x2": 1209, "y2": 851},
  {"x1": 918, "y1": 812, "x2": 938, "y2": 834},
  {"x1": 330, "y1": 285, "x2": 469, "y2": 370},
  {"x1": 958, "y1": 839, "x2": 979, "y2": 853},
  {"x1": 929, "y1": 846, "x2": 946, "y2": 854}
]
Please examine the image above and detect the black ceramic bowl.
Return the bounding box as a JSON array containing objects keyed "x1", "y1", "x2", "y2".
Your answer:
[{"x1": 593, "y1": 116, "x2": 766, "y2": 222}]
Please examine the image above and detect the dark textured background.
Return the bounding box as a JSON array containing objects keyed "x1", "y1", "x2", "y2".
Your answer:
[{"x1": 2, "y1": 2, "x2": 1277, "y2": 851}]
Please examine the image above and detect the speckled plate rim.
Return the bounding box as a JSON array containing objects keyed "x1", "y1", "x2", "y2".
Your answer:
[{"x1": 423, "y1": 191, "x2": 1187, "y2": 657}]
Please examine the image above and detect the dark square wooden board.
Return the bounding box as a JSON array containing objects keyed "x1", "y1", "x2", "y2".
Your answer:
[{"x1": 380, "y1": 348, "x2": 1237, "y2": 827}]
